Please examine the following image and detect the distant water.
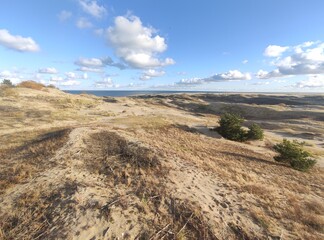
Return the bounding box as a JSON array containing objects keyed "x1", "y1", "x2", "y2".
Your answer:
[
  {"x1": 64, "y1": 90, "x2": 321, "y2": 97},
  {"x1": 64, "y1": 90, "x2": 224, "y2": 97}
]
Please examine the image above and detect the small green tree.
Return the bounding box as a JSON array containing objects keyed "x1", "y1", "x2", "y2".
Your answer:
[
  {"x1": 273, "y1": 139, "x2": 317, "y2": 171},
  {"x1": 2, "y1": 79, "x2": 14, "y2": 87},
  {"x1": 247, "y1": 123, "x2": 264, "y2": 140},
  {"x1": 216, "y1": 113, "x2": 247, "y2": 141}
]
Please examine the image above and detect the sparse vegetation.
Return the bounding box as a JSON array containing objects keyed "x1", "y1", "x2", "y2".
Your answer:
[
  {"x1": 215, "y1": 113, "x2": 264, "y2": 141},
  {"x1": 247, "y1": 123, "x2": 264, "y2": 140},
  {"x1": 0, "y1": 91, "x2": 323, "y2": 239},
  {"x1": 215, "y1": 113, "x2": 247, "y2": 141},
  {"x1": 1, "y1": 79, "x2": 14, "y2": 87},
  {"x1": 273, "y1": 139, "x2": 317, "y2": 171},
  {"x1": 17, "y1": 81, "x2": 45, "y2": 90}
]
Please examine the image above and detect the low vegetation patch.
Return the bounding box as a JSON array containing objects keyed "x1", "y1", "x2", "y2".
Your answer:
[
  {"x1": 0, "y1": 181, "x2": 78, "y2": 240},
  {"x1": 17, "y1": 81, "x2": 45, "y2": 90},
  {"x1": 215, "y1": 112, "x2": 264, "y2": 141},
  {"x1": 273, "y1": 139, "x2": 317, "y2": 171},
  {"x1": 0, "y1": 129, "x2": 71, "y2": 194},
  {"x1": 1, "y1": 79, "x2": 14, "y2": 87}
]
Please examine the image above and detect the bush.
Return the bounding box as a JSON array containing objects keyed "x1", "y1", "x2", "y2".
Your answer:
[
  {"x1": 216, "y1": 113, "x2": 264, "y2": 142},
  {"x1": 247, "y1": 123, "x2": 264, "y2": 140},
  {"x1": 216, "y1": 113, "x2": 247, "y2": 141},
  {"x1": 17, "y1": 81, "x2": 45, "y2": 90},
  {"x1": 47, "y1": 84, "x2": 57, "y2": 89},
  {"x1": 1, "y1": 79, "x2": 14, "y2": 87},
  {"x1": 273, "y1": 139, "x2": 317, "y2": 171}
]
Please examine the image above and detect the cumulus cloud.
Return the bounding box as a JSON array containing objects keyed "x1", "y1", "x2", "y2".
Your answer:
[
  {"x1": 106, "y1": 15, "x2": 175, "y2": 69},
  {"x1": 79, "y1": 0, "x2": 107, "y2": 18},
  {"x1": 264, "y1": 45, "x2": 289, "y2": 57},
  {"x1": 257, "y1": 42, "x2": 324, "y2": 79},
  {"x1": 295, "y1": 75, "x2": 324, "y2": 88},
  {"x1": 140, "y1": 69, "x2": 165, "y2": 80},
  {"x1": 58, "y1": 10, "x2": 72, "y2": 22},
  {"x1": 65, "y1": 72, "x2": 77, "y2": 79},
  {"x1": 60, "y1": 80, "x2": 81, "y2": 86},
  {"x1": 94, "y1": 77, "x2": 116, "y2": 88},
  {"x1": 76, "y1": 18, "x2": 93, "y2": 29},
  {"x1": 49, "y1": 72, "x2": 87, "y2": 86},
  {"x1": 0, "y1": 29, "x2": 40, "y2": 52},
  {"x1": 176, "y1": 78, "x2": 204, "y2": 86},
  {"x1": 50, "y1": 76, "x2": 64, "y2": 82},
  {"x1": 173, "y1": 70, "x2": 251, "y2": 87},
  {"x1": 75, "y1": 56, "x2": 127, "y2": 71},
  {"x1": 38, "y1": 67, "x2": 58, "y2": 74},
  {"x1": 77, "y1": 66, "x2": 104, "y2": 73},
  {"x1": 204, "y1": 70, "x2": 252, "y2": 82},
  {"x1": 251, "y1": 81, "x2": 270, "y2": 86}
]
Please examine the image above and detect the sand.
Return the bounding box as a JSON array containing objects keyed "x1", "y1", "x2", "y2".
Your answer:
[{"x1": 0, "y1": 86, "x2": 323, "y2": 239}]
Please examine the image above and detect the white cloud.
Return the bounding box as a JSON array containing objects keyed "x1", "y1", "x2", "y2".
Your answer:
[
  {"x1": 0, "y1": 29, "x2": 40, "y2": 52},
  {"x1": 76, "y1": 18, "x2": 93, "y2": 29},
  {"x1": 0, "y1": 70, "x2": 23, "y2": 84},
  {"x1": 79, "y1": 0, "x2": 107, "y2": 18},
  {"x1": 50, "y1": 76, "x2": 64, "y2": 82},
  {"x1": 60, "y1": 80, "x2": 81, "y2": 86},
  {"x1": 176, "y1": 78, "x2": 204, "y2": 86},
  {"x1": 106, "y1": 15, "x2": 175, "y2": 69},
  {"x1": 75, "y1": 56, "x2": 127, "y2": 71},
  {"x1": 94, "y1": 77, "x2": 115, "y2": 88},
  {"x1": 173, "y1": 70, "x2": 251, "y2": 87},
  {"x1": 204, "y1": 70, "x2": 252, "y2": 82},
  {"x1": 252, "y1": 81, "x2": 270, "y2": 86},
  {"x1": 65, "y1": 72, "x2": 77, "y2": 79},
  {"x1": 295, "y1": 75, "x2": 324, "y2": 88},
  {"x1": 49, "y1": 72, "x2": 87, "y2": 84},
  {"x1": 264, "y1": 45, "x2": 289, "y2": 57},
  {"x1": 140, "y1": 69, "x2": 165, "y2": 80},
  {"x1": 257, "y1": 42, "x2": 324, "y2": 79},
  {"x1": 242, "y1": 59, "x2": 248, "y2": 64},
  {"x1": 77, "y1": 66, "x2": 104, "y2": 73},
  {"x1": 38, "y1": 67, "x2": 58, "y2": 74},
  {"x1": 58, "y1": 10, "x2": 72, "y2": 22}
]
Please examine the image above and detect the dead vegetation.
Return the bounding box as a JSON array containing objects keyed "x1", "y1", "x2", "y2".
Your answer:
[
  {"x1": 17, "y1": 81, "x2": 45, "y2": 90},
  {"x1": 81, "y1": 131, "x2": 217, "y2": 239},
  {"x1": 0, "y1": 90, "x2": 323, "y2": 239},
  {"x1": 0, "y1": 129, "x2": 71, "y2": 195},
  {"x1": 0, "y1": 181, "x2": 78, "y2": 240}
]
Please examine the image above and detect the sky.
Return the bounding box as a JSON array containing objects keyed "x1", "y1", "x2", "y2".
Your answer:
[{"x1": 1, "y1": 0, "x2": 324, "y2": 92}]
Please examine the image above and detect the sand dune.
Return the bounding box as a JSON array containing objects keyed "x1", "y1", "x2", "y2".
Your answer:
[{"x1": 0, "y1": 86, "x2": 323, "y2": 239}]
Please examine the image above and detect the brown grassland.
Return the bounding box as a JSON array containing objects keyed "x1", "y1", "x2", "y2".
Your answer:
[{"x1": 0, "y1": 84, "x2": 323, "y2": 239}]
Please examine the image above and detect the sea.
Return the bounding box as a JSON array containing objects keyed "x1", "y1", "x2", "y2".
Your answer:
[
  {"x1": 64, "y1": 90, "x2": 316, "y2": 97},
  {"x1": 64, "y1": 90, "x2": 226, "y2": 97}
]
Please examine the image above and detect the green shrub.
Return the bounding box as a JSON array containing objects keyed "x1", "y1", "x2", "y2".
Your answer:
[
  {"x1": 216, "y1": 113, "x2": 247, "y2": 141},
  {"x1": 2, "y1": 79, "x2": 14, "y2": 87},
  {"x1": 273, "y1": 139, "x2": 317, "y2": 171},
  {"x1": 216, "y1": 113, "x2": 265, "y2": 142},
  {"x1": 247, "y1": 123, "x2": 264, "y2": 140}
]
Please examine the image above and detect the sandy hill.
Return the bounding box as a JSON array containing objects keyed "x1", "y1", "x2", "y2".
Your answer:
[{"x1": 0, "y1": 86, "x2": 323, "y2": 239}]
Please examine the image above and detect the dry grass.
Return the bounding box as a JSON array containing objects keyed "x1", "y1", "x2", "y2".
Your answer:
[
  {"x1": 132, "y1": 124, "x2": 324, "y2": 239},
  {"x1": 79, "y1": 130, "x2": 217, "y2": 239},
  {"x1": 17, "y1": 81, "x2": 45, "y2": 90},
  {"x1": 0, "y1": 129, "x2": 71, "y2": 194},
  {"x1": 0, "y1": 86, "x2": 18, "y2": 97},
  {"x1": 0, "y1": 181, "x2": 78, "y2": 240},
  {"x1": 0, "y1": 91, "x2": 323, "y2": 239}
]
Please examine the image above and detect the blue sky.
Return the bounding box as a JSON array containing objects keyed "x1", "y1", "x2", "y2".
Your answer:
[{"x1": 1, "y1": 0, "x2": 324, "y2": 92}]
